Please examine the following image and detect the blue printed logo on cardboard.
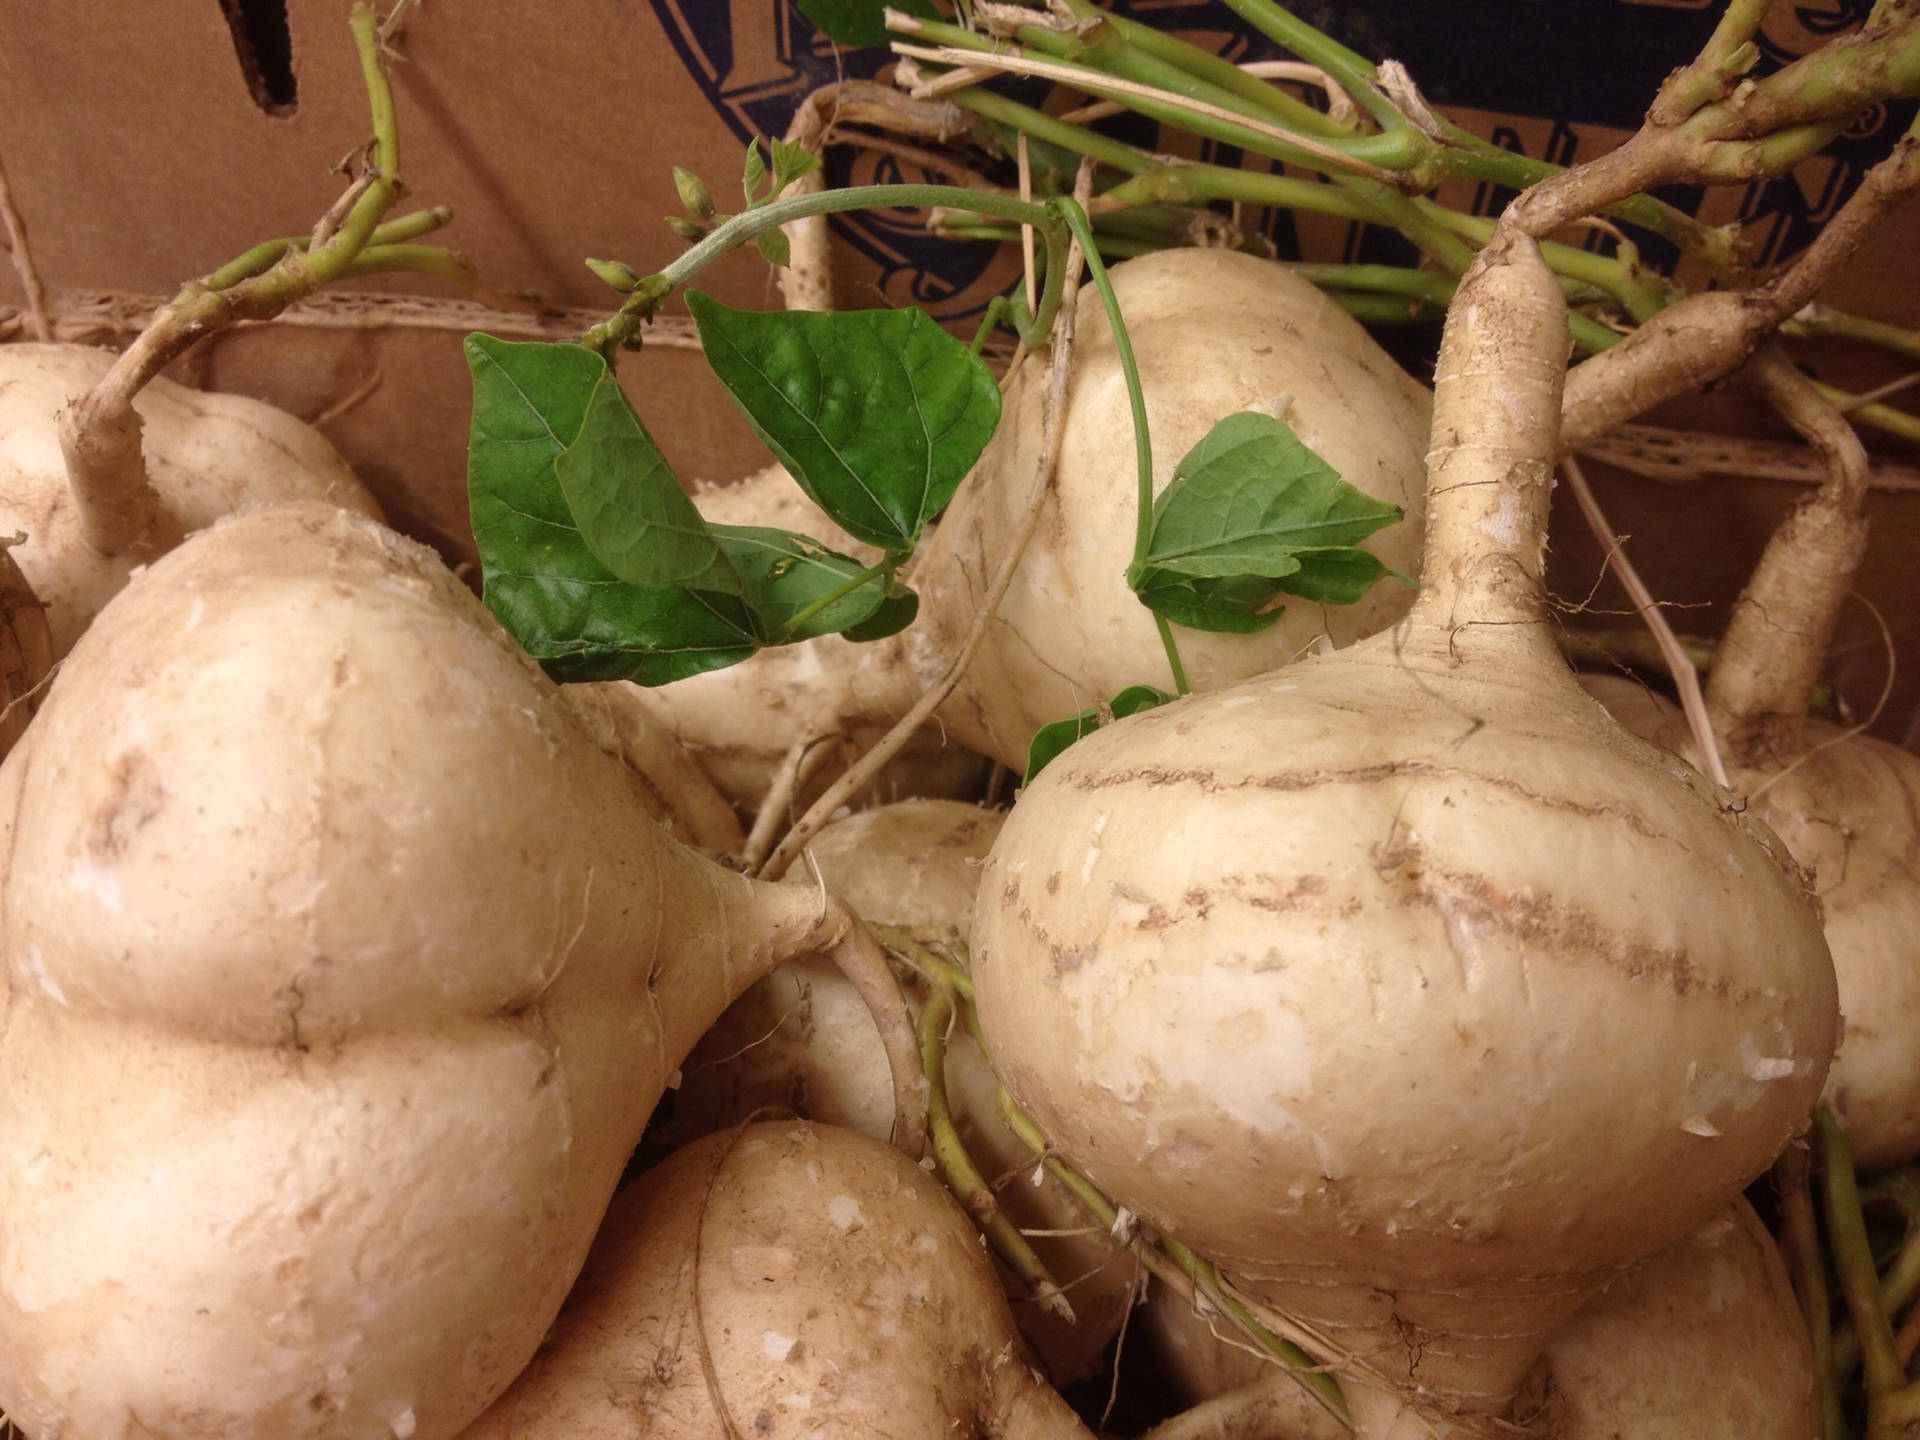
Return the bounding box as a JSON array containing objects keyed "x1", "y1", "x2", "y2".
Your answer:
[{"x1": 650, "y1": 0, "x2": 1912, "y2": 307}]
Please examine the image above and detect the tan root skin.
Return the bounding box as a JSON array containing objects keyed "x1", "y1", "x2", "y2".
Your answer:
[
  {"x1": 619, "y1": 463, "x2": 989, "y2": 811},
  {"x1": 884, "y1": 246, "x2": 1432, "y2": 771},
  {"x1": 667, "y1": 799, "x2": 1135, "y2": 1385},
  {"x1": 1143, "y1": 1198, "x2": 1816, "y2": 1440},
  {"x1": 0, "y1": 504, "x2": 912, "y2": 1440},
  {"x1": 461, "y1": 1122, "x2": 1092, "y2": 1440},
  {"x1": 968, "y1": 234, "x2": 1836, "y2": 1419},
  {"x1": 0, "y1": 344, "x2": 383, "y2": 657},
  {"x1": 556, "y1": 680, "x2": 746, "y2": 855},
  {"x1": 1586, "y1": 672, "x2": 1920, "y2": 1169}
]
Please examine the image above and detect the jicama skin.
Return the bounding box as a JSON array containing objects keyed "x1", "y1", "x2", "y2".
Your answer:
[
  {"x1": 460, "y1": 1122, "x2": 1095, "y2": 1440},
  {"x1": 1141, "y1": 1199, "x2": 1817, "y2": 1440},
  {"x1": 0, "y1": 504, "x2": 920, "y2": 1440},
  {"x1": 1585, "y1": 672, "x2": 1920, "y2": 1170},
  {"x1": 667, "y1": 799, "x2": 1135, "y2": 1385},
  {"x1": 0, "y1": 344, "x2": 382, "y2": 657},
  {"x1": 967, "y1": 231, "x2": 1835, "y2": 1424},
  {"x1": 558, "y1": 680, "x2": 746, "y2": 855}
]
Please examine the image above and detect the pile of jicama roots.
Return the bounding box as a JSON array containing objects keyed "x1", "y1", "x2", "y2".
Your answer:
[{"x1": 0, "y1": 3, "x2": 1917, "y2": 1437}]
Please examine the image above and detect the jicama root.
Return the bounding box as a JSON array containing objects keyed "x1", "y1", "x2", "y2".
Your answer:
[
  {"x1": 0, "y1": 344, "x2": 381, "y2": 656},
  {"x1": 967, "y1": 228, "x2": 1835, "y2": 1427},
  {"x1": 0, "y1": 504, "x2": 924, "y2": 1439},
  {"x1": 1141, "y1": 1198, "x2": 1817, "y2": 1439},
  {"x1": 460, "y1": 1122, "x2": 1096, "y2": 1439},
  {"x1": 667, "y1": 798, "x2": 1136, "y2": 1385},
  {"x1": 1580, "y1": 347, "x2": 1920, "y2": 1171}
]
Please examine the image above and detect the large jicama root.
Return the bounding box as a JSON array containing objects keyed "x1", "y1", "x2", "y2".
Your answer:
[
  {"x1": 461, "y1": 1122, "x2": 1095, "y2": 1439},
  {"x1": 1580, "y1": 353, "x2": 1920, "y2": 1172},
  {"x1": 667, "y1": 799, "x2": 1135, "y2": 1385},
  {"x1": 0, "y1": 504, "x2": 924, "y2": 1440},
  {"x1": 1140, "y1": 1198, "x2": 1817, "y2": 1440},
  {"x1": 0, "y1": 343, "x2": 381, "y2": 656},
  {"x1": 615, "y1": 464, "x2": 990, "y2": 814},
  {"x1": 967, "y1": 230, "x2": 1835, "y2": 1428}
]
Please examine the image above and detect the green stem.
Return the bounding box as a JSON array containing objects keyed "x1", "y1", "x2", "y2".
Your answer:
[
  {"x1": 1059, "y1": 0, "x2": 1353, "y2": 138},
  {"x1": 993, "y1": 1084, "x2": 1346, "y2": 1420},
  {"x1": 1820, "y1": 1109, "x2": 1910, "y2": 1437},
  {"x1": 1652, "y1": 0, "x2": 1767, "y2": 122},
  {"x1": 969, "y1": 295, "x2": 1020, "y2": 355},
  {"x1": 777, "y1": 561, "x2": 893, "y2": 641},
  {"x1": 1154, "y1": 614, "x2": 1192, "y2": 695},
  {"x1": 202, "y1": 207, "x2": 455, "y2": 291},
  {"x1": 1213, "y1": 0, "x2": 1400, "y2": 130},
  {"x1": 1327, "y1": 291, "x2": 1442, "y2": 325},
  {"x1": 584, "y1": 184, "x2": 1070, "y2": 356},
  {"x1": 1054, "y1": 199, "x2": 1191, "y2": 693},
  {"x1": 918, "y1": 987, "x2": 1072, "y2": 1320},
  {"x1": 903, "y1": 15, "x2": 1421, "y2": 179},
  {"x1": 1691, "y1": 14, "x2": 1920, "y2": 137},
  {"x1": 958, "y1": 87, "x2": 1153, "y2": 176},
  {"x1": 1097, "y1": 162, "x2": 1376, "y2": 221},
  {"x1": 1789, "y1": 304, "x2": 1920, "y2": 362},
  {"x1": 1417, "y1": 204, "x2": 1673, "y2": 320},
  {"x1": 338, "y1": 243, "x2": 476, "y2": 287},
  {"x1": 1833, "y1": 1198, "x2": 1920, "y2": 1380},
  {"x1": 1815, "y1": 382, "x2": 1920, "y2": 445}
]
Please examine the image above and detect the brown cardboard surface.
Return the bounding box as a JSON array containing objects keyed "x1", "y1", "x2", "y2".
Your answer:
[{"x1": 1, "y1": 2, "x2": 1916, "y2": 739}]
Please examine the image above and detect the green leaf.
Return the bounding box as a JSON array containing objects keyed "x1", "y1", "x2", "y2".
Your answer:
[
  {"x1": 464, "y1": 334, "x2": 760, "y2": 684},
  {"x1": 1131, "y1": 571, "x2": 1285, "y2": 635},
  {"x1": 755, "y1": 227, "x2": 793, "y2": 269},
  {"x1": 742, "y1": 140, "x2": 768, "y2": 204},
  {"x1": 687, "y1": 290, "x2": 1001, "y2": 553},
  {"x1": 553, "y1": 367, "x2": 744, "y2": 596},
  {"x1": 793, "y1": 0, "x2": 938, "y2": 49},
  {"x1": 1281, "y1": 548, "x2": 1400, "y2": 606},
  {"x1": 1141, "y1": 412, "x2": 1403, "y2": 576},
  {"x1": 841, "y1": 581, "x2": 918, "y2": 643},
  {"x1": 769, "y1": 137, "x2": 822, "y2": 194},
  {"x1": 1024, "y1": 685, "x2": 1174, "y2": 784},
  {"x1": 712, "y1": 525, "x2": 898, "y2": 643},
  {"x1": 1127, "y1": 411, "x2": 1403, "y2": 633}
]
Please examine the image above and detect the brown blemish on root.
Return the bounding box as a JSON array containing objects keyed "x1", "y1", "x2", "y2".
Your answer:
[
  {"x1": 86, "y1": 749, "x2": 166, "y2": 858},
  {"x1": 1404, "y1": 855, "x2": 1751, "y2": 1003},
  {"x1": 1060, "y1": 757, "x2": 1687, "y2": 847}
]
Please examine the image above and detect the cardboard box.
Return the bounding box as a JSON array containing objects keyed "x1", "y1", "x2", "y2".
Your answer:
[{"x1": 2, "y1": 0, "x2": 1915, "y2": 738}]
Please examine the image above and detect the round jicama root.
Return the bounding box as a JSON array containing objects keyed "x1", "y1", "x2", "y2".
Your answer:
[
  {"x1": 0, "y1": 504, "x2": 924, "y2": 1440},
  {"x1": 1140, "y1": 1197, "x2": 1816, "y2": 1440},
  {"x1": 0, "y1": 343, "x2": 383, "y2": 657},
  {"x1": 616, "y1": 463, "x2": 991, "y2": 813},
  {"x1": 876, "y1": 244, "x2": 1430, "y2": 771},
  {"x1": 1584, "y1": 671, "x2": 1920, "y2": 1170},
  {"x1": 967, "y1": 231, "x2": 1836, "y2": 1425},
  {"x1": 558, "y1": 680, "x2": 745, "y2": 854},
  {"x1": 461, "y1": 1122, "x2": 1095, "y2": 1439},
  {"x1": 667, "y1": 799, "x2": 1135, "y2": 1384}
]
